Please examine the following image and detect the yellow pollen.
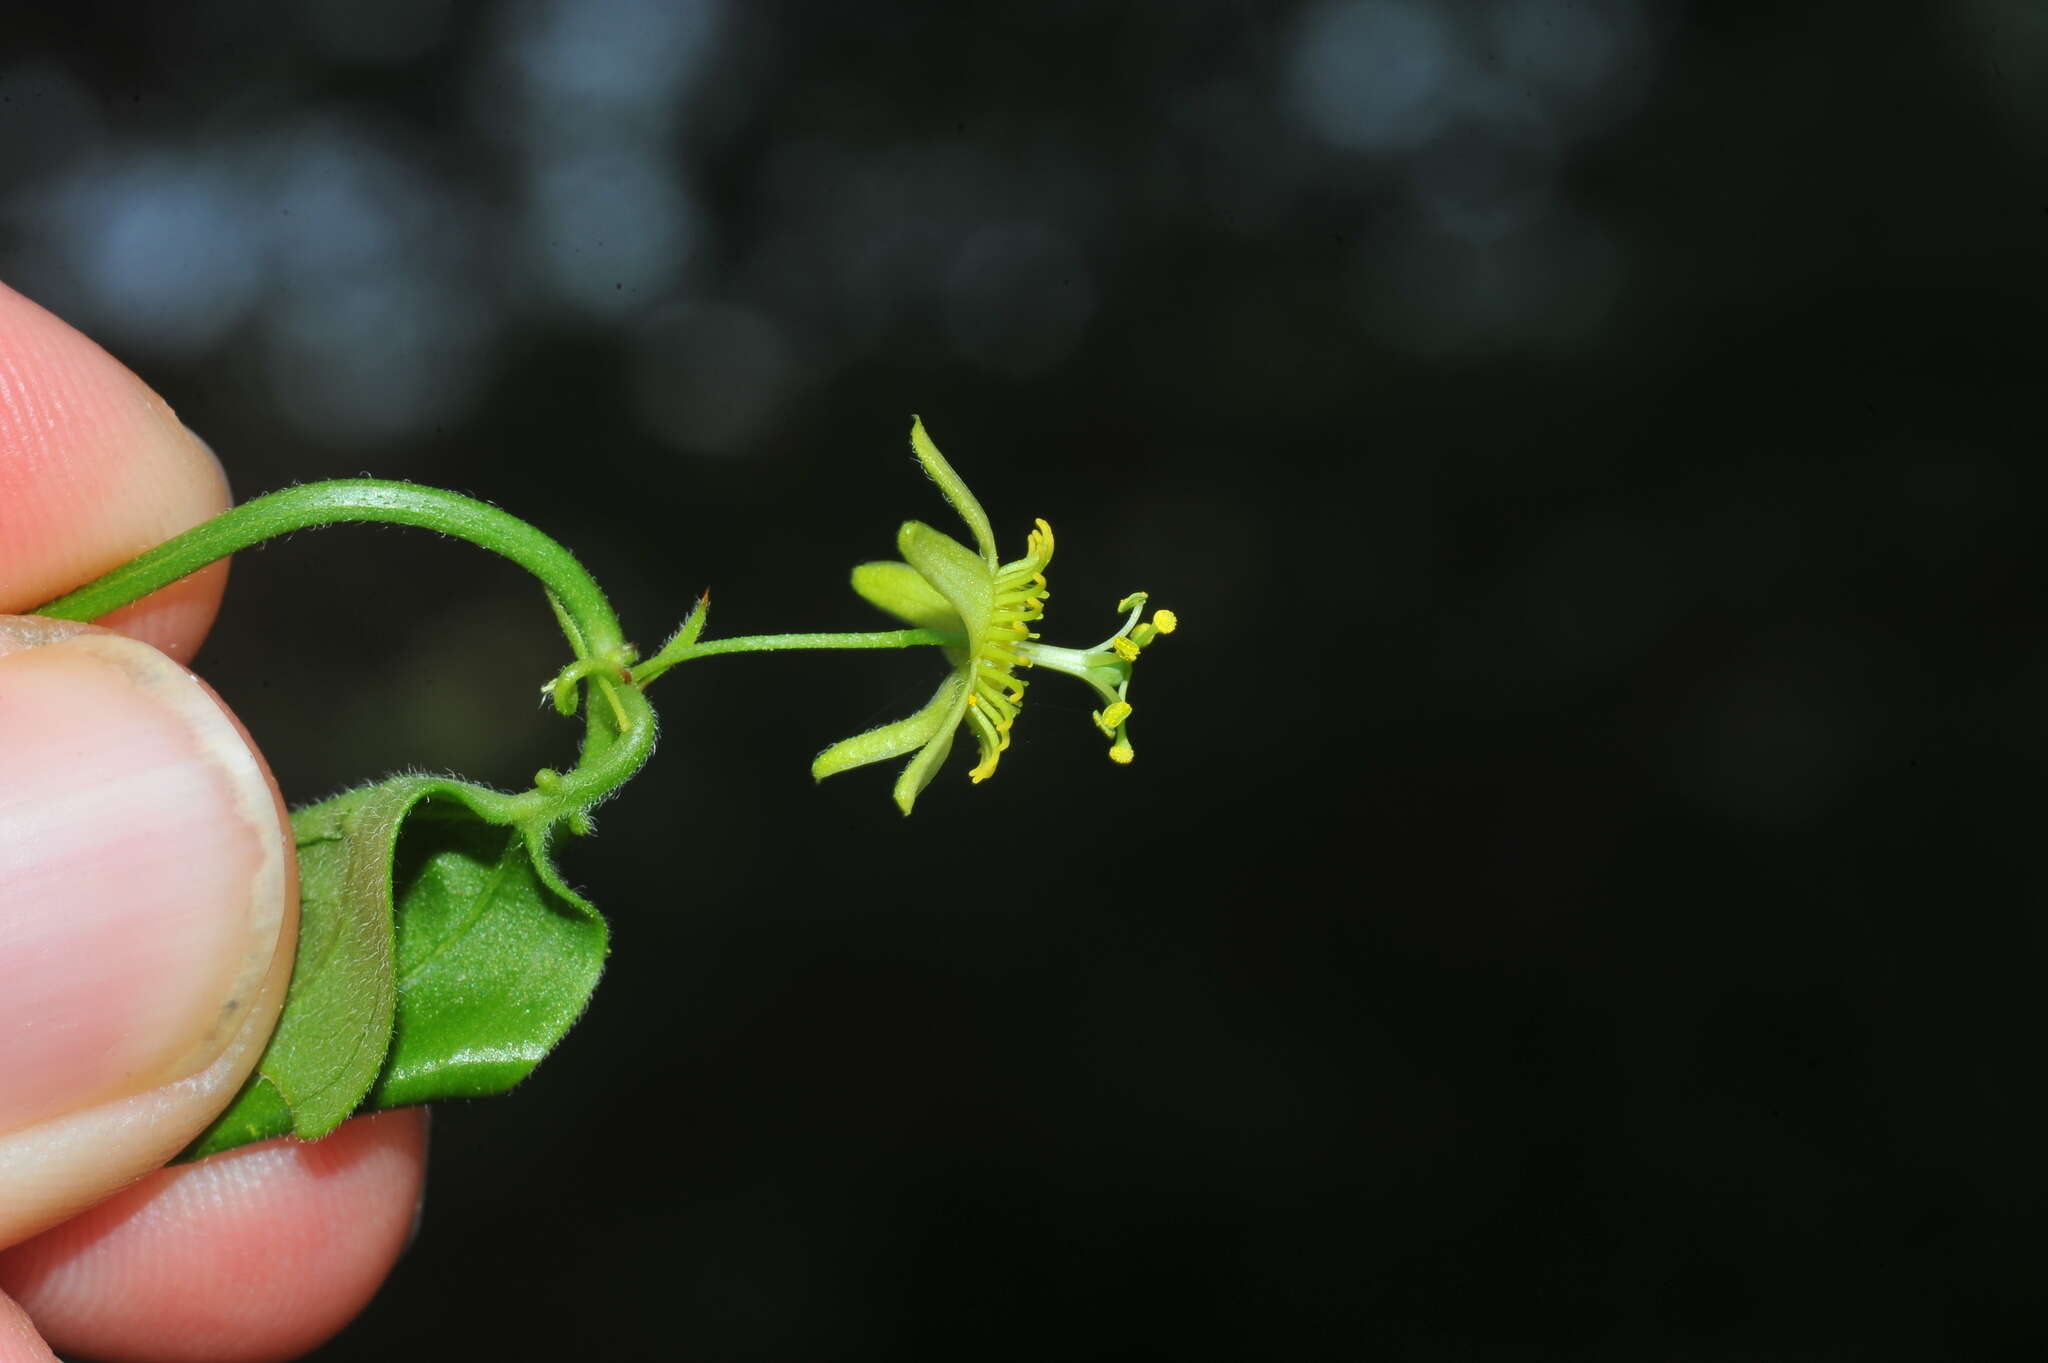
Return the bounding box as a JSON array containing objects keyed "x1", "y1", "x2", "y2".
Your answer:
[
  {"x1": 1108, "y1": 742, "x2": 1134, "y2": 765},
  {"x1": 1113, "y1": 636, "x2": 1141, "y2": 663},
  {"x1": 1100, "y1": 700, "x2": 1132, "y2": 729},
  {"x1": 1152, "y1": 609, "x2": 1177, "y2": 634}
]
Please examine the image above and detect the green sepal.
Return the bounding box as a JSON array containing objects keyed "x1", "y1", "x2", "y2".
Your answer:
[
  {"x1": 811, "y1": 673, "x2": 961, "y2": 782},
  {"x1": 895, "y1": 521, "x2": 993, "y2": 638},
  {"x1": 850, "y1": 560, "x2": 959, "y2": 631},
  {"x1": 910, "y1": 415, "x2": 996, "y2": 565},
  {"x1": 180, "y1": 776, "x2": 607, "y2": 1161},
  {"x1": 890, "y1": 672, "x2": 970, "y2": 815}
]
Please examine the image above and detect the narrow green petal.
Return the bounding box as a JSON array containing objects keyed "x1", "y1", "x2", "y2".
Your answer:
[
  {"x1": 891, "y1": 671, "x2": 972, "y2": 815},
  {"x1": 851, "y1": 560, "x2": 959, "y2": 631},
  {"x1": 911, "y1": 416, "x2": 997, "y2": 567},
  {"x1": 897, "y1": 521, "x2": 994, "y2": 638},
  {"x1": 811, "y1": 674, "x2": 959, "y2": 781}
]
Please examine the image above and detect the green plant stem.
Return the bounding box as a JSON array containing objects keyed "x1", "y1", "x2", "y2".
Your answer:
[
  {"x1": 633, "y1": 627, "x2": 960, "y2": 688},
  {"x1": 686, "y1": 629, "x2": 960, "y2": 654},
  {"x1": 32, "y1": 479, "x2": 655, "y2": 830},
  {"x1": 634, "y1": 630, "x2": 962, "y2": 691}
]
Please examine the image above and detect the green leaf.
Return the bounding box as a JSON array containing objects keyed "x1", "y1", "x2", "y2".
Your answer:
[{"x1": 182, "y1": 776, "x2": 606, "y2": 1161}]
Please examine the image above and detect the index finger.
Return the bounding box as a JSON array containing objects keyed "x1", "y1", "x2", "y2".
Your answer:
[{"x1": 0, "y1": 282, "x2": 231, "y2": 664}]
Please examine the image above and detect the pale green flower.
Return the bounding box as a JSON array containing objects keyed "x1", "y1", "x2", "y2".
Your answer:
[{"x1": 812, "y1": 417, "x2": 1176, "y2": 814}]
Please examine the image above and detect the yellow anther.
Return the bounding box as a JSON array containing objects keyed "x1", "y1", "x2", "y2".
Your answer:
[
  {"x1": 966, "y1": 693, "x2": 979, "y2": 706},
  {"x1": 1100, "y1": 700, "x2": 1132, "y2": 729},
  {"x1": 1153, "y1": 609, "x2": 1178, "y2": 634},
  {"x1": 1108, "y1": 742, "x2": 1134, "y2": 765},
  {"x1": 1113, "y1": 636, "x2": 1142, "y2": 663}
]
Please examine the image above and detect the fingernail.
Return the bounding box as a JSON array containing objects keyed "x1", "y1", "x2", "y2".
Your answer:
[
  {"x1": 401, "y1": 1109, "x2": 432, "y2": 1259},
  {"x1": 0, "y1": 632, "x2": 287, "y2": 1134},
  {"x1": 183, "y1": 423, "x2": 222, "y2": 478}
]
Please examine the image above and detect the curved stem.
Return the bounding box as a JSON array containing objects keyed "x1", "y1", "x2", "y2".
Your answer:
[
  {"x1": 32, "y1": 480, "x2": 656, "y2": 828},
  {"x1": 36, "y1": 481, "x2": 621, "y2": 642}
]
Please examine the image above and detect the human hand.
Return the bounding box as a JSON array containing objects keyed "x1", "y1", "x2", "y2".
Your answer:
[{"x1": 0, "y1": 283, "x2": 427, "y2": 1362}]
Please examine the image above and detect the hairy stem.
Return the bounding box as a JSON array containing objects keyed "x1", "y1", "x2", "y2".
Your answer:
[
  {"x1": 32, "y1": 479, "x2": 654, "y2": 829},
  {"x1": 633, "y1": 627, "x2": 961, "y2": 688}
]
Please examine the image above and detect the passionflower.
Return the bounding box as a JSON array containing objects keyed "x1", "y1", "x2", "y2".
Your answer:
[{"x1": 812, "y1": 417, "x2": 1176, "y2": 814}]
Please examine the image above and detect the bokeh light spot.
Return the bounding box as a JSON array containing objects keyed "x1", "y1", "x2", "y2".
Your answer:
[
  {"x1": 1284, "y1": 0, "x2": 1456, "y2": 152},
  {"x1": 526, "y1": 149, "x2": 699, "y2": 316},
  {"x1": 45, "y1": 152, "x2": 263, "y2": 356}
]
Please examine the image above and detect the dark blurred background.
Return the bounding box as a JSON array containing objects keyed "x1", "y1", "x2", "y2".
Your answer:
[{"x1": 8, "y1": 0, "x2": 2048, "y2": 1356}]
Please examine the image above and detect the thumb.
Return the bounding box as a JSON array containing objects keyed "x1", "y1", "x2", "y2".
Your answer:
[{"x1": 0, "y1": 619, "x2": 295, "y2": 1247}]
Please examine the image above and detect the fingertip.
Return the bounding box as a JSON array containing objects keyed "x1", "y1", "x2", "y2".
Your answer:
[
  {"x1": 0, "y1": 282, "x2": 232, "y2": 663},
  {"x1": 0, "y1": 1110, "x2": 429, "y2": 1363},
  {"x1": 0, "y1": 628, "x2": 296, "y2": 1245},
  {"x1": 0, "y1": 1293, "x2": 59, "y2": 1363}
]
